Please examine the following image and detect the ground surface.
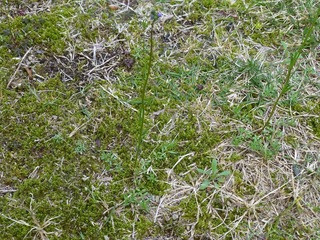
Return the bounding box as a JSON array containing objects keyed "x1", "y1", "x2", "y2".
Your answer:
[{"x1": 0, "y1": 0, "x2": 319, "y2": 239}]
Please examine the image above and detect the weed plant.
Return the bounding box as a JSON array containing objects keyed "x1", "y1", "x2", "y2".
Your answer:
[
  {"x1": 260, "y1": 9, "x2": 320, "y2": 132},
  {"x1": 135, "y1": 11, "x2": 161, "y2": 162}
]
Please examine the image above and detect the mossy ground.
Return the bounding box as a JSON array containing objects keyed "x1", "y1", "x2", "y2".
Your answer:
[{"x1": 0, "y1": 0, "x2": 319, "y2": 239}]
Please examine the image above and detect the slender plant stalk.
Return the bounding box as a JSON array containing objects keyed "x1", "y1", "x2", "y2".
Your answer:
[
  {"x1": 135, "y1": 20, "x2": 155, "y2": 161},
  {"x1": 260, "y1": 20, "x2": 316, "y2": 132}
]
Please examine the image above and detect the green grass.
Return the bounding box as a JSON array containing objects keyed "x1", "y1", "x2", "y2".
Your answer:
[{"x1": 0, "y1": 0, "x2": 319, "y2": 239}]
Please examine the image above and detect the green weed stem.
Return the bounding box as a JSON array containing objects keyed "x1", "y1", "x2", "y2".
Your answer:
[
  {"x1": 136, "y1": 20, "x2": 155, "y2": 162},
  {"x1": 260, "y1": 15, "x2": 317, "y2": 132}
]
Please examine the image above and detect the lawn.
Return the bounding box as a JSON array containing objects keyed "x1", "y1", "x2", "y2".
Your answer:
[{"x1": 0, "y1": 0, "x2": 319, "y2": 239}]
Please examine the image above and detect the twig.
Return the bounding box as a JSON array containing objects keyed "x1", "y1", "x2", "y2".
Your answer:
[
  {"x1": 7, "y1": 47, "x2": 32, "y2": 88},
  {"x1": 100, "y1": 85, "x2": 138, "y2": 112},
  {"x1": 68, "y1": 119, "x2": 91, "y2": 138},
  {"x1": 167, "y1": 152, "x2": 195, "y2": 178},
  {"x1": 0, "y1": 189, "x2": 17, "y2": 193}
]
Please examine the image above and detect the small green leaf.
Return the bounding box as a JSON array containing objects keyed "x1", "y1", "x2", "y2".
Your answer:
[
  {"x1": 217, "y1": 177, "x2": 225, "y2": 183},
  {"x1": 197, "y1": 168, "x2": 211, "y2": 175},
  {"x1": 214, "y1": 182, "x2": 220, "y2": 188},
  {"x1": 217, "y1": 170, "x2": 231, "y2": 177},
  {"x1": 281, "y1": 41, "x2": 288, "y2": 51},
  {"x1": 127, "y1": 98, "x2": 142, "y2": 105},
  {"x1": 211, "y1": 159, "x2": 218, "y2": 172},
  {"x1": 293, "y1": 164, "x2": 301, "y2": 177},
  {"x1": 199, "y1": 179, "x2": 211, "y2": 190}
]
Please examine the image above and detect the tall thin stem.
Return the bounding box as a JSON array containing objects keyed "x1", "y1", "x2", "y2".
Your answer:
[
  {"x1": 136, "y1": 21, "x2": 155, "y2": 161},
  {"x1": 260, "y1": 21, "x2": 315, "y2": 132}
]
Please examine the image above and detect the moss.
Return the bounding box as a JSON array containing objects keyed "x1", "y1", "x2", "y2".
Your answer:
[
  {"x1": 0, "y1": 175, "x2": 107, "y2": 239},
  {"x1": 228, "y1": 153, "x2": 242, "y2": 162},
  {"x1": 309, "y1": 118, "x2": 320, "y2": 138},
  {"x1": 233, "y1": 170, "x2": 256, "y2": 197},
  {"x1": 284, "y1": 135, "x2": 299, "y2": 148},
  {"x1": 0, "y1": 76, "x2": 119, "y2": 238},
  {"x1": 306, "y1": 100, "x2": 320, "y2": 138},
  {"x1": 265, "y1": 201, "x2": 314, "y2": 240},
  {"x1": 292, "y1": 100, "x2": 320, "y2": 138},
  {"x1": 178, "y1": 194, "x2": 246, "y2": 237},
  {"x1": 0, "y1": 7, "x2": 74, "y2": 56},
  {"x1": 135, "y1": 215, "x2": 157, "y2": 238}
]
